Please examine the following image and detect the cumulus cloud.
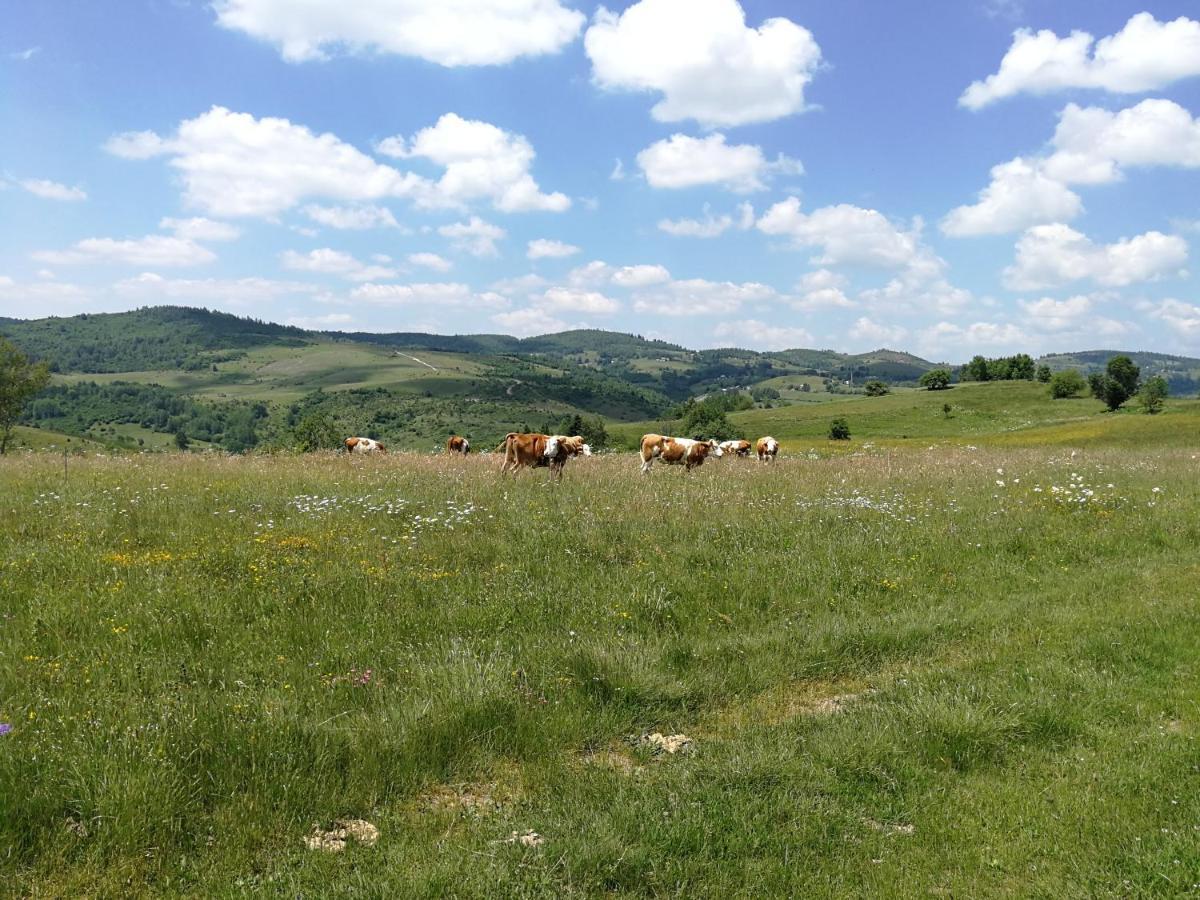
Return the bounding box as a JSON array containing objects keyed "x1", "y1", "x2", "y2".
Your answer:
[
  {"x1": 490, "y1": 306, "x2": 570, "y2": 337},
  {"x1": 920, "y1": 321, "x2": 1030, "y2": 356},
  {"x1": 212, "y1": 0, "x2": 584, "y2": 66},
  {"x1": 160, "y1": 217, "x2": 242, "y2": 242},
  {"x1": 632, "y1": 278, "x2": 777, "y2": 316},
  {"x1": 527, "y1": 239, "x2": 581, "y2": 260},
  {"x1": 540, "y1": 286, "x2": 620, "y2": 314},
  {"x1": 0, "y1": 276, "x2": 92, "y2": 317},
  {"x1": 378, "y1": 113, "x2": 569, "y2": 212},
  {"x1": 20, "y1": 178, "x2": 87, "y2": 201},
  {"x1": 793, "y1": 269, "x2": 853, "y2": 311},
  {"x1": 712, "y1": 319, "x2": 813, "y2": 351},
  {"x1": 490, "y1": 273, "x2": 549, "y2": 296},
  {"x1": 637, "y1": 133, "x2": 801, "y2": 192},
  {"x1": 658, "y1": 203, "x2": 755, "y2": 238},
  {"x1": 961, "y1": 13, "x2": 1200, "y2": 109},
  {"x1": 941, "y1": 157, "x2": 1083, "y2": 236},
  {"x1": 757, "y1": 197, "x2": 920, "y2": 268},
  {"x1": 280, "y1": 248, "x2": 397, "y2": 281},
  {"x1": 612, "y1": 264, "x2": 671, "y2": 287},
  {"x1": 438, "y1": 217, "x2": 506, "y2": 257},
  {"x1": 585, "y1": 0, "x2": 822, "y2": 127},
  {"x1": 407, "y1": 252, "x2": 452, "y2": 272},
  {"x1": 350, "y1": 282, "x2": 509, "y2": 309},
  {"x1": 1003, "y1": 223, "x2": 1188, "y2": 290},
  {"x1": 33, "y1": 235, "x2": 216, "y2": 267},
  {"x1": 302, "y1": 204, "x2": 400, "y2": 230},
  {"x1": 1139, "y1": 297, "x2": 1200, "y2": 337},
  {"x1": 113, "y1": 272, "x2": 320, "y2": 303},
  {"x1": 848, "y1": 317, "x2": 909, "y2": 347}
]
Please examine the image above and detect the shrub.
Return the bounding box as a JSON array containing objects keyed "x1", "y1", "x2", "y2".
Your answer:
[
  {"x1": 828, "y1": 417, "x2": 850, "y2": 440},
  {"x1": 1138, "y1": 376, "x2": 1168, "y2": 414},
  {"x1": 1036, "y1": 365, "x2": 1052, "y2": 383},
  {"x1": 919, "y1": 369, "x2": 951, "y2": 391},
  {"x1": 1049, "y1": 369, "x2": 1086, "y2": 399},
  {"x1": 863, "y1": 379, "x2": 889, "y2": 396}
]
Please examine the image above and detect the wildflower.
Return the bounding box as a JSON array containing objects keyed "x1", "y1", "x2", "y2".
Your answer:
[{"x1": 0, "y1": 723, "x2": 11, "y2": 736}]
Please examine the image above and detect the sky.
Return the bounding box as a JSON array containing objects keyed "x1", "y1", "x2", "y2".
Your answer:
[{"x1": 1, "y1": 0, "x2": 1199, "y2": 361}]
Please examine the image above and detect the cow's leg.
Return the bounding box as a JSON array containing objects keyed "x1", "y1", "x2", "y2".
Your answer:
[{"x1": 641, "y1": 455, "x2": 653, "y2": 473}]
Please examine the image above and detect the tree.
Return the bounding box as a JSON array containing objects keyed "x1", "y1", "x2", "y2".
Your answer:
[
  {"x1": 1095, "y1": 355, "x2": 1141, "y2": 412},
  {"x1": 963, "y1": 355, "x2": 990, "y2": 382},
  {"x1": 293, "y1": 412, "x2": 340, "y2": 452},
  {"x1": 863, "y1": 379, "x2": 889, "y2": 396},
  {"x1": 1009, "y1": 353, "x2": 1036, "y2": 380},
  {"x1": 173, "y1": 429, "x2": 190, "y2": 451},
  {"x1": 1036, "y1": 365, "x2": 1052, "y2": 383},
  {"x1": 919, "y1": 369, "x2": 951, "y2": 391},
  {"x1": 1049, "y1": 369, "x2": 1087, "y2": 399},
  {"x1": 1138, "y1": 376, "x2": 1168, "y2": 414},
  {"x1": 828, "y1": 417, "x2": 850, "y2": 440},
  {"x1": 0, "y1": 337, "x2": 51, "y2": 454}
]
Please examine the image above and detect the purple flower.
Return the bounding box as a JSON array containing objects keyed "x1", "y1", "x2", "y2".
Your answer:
[{"x1": 0, "y1": 724, "x2": 11, "y2": 736}]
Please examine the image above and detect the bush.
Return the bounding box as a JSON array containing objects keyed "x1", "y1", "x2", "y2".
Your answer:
[
  {"x1": 1049, "y1": 369, "x2": 1086, "y2": 399},
  {"x1": 863, "y1": 379, "x2": 889, "y2": 396},
  {"x1": 1138, "y1": 376, "x2": 1168, "y2": 414},
  {"x1": 919, "y1": 369, "x2": 951, "y2": 391},
  {"x1": 828, "y1": 417, "x2": 850, "y2": 440},
  {"x1": 1036, "y1": 365, "x2": 1052, "y2": 383}
]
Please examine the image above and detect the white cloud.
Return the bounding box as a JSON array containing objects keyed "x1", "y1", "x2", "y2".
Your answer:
[
  {"x1": 848, "y1": 317, "x2": 909, "y2": 347},
  {"x1": 379, "y1": 113, "x2": 569, "y2": 212},
  {"x1": 490, "y1": 273, "x2": 549, "y2": 296},
  {"x1": 1139, "y1": 297, "x2": 1200, "y2": 337},
  {"x1": 0, "y1": 276, "x2": 92, "y2": 317},
  {"x1": 10, "y1": 46, "x2": 40, "y2": 61},
  {"x1": 407, "y1": 252, "x2": 452, "y2": 272},
  {"x1": 659, "y1": 202, "x2": 755, "y2": 238},
  {"x1": 941, "y1": 157, "x2": 1083, "y2": 236},
  {"x1": 637, "y1": 133, "x2": 801, "y2": 192},
  {"x1": 160, "y1": 217, "x2": 242, "y2": 242},
  {"x1": 632, "y1": 278, "x2": 776, "y2": 316},
  {"x1": 350, "y1": 282, "x2": 509, "y2": 308},
  {"x1": 1042, "y1": 99, "x2": 1200, "y2": 185},
  {"x1": 612, "y1": 264, "x2": 671, "y2": 288},
  {"x1": 585, "y1": 0, "x2": 822, "y2": 127},
  {"x1": 106, "y1": 106, "x2": 427, "y2": 218},
  {"x1": 438, "y1": 217, "x2": 506, "y2": 257},
  {"x1": 33, "y1": 235, "x2": 216, "y2": 267},
  {"x1": 280, "y1": 248, "x2": 397, "y2": 281},
  {"x1": 113, "y1": 272, "x2": 320, "y2": 303},
  {"x1": 212, "y1": 0, "x2": 584, "y2": 66},
  {"x1": 540, "y1": 287, "x2": 620, "y2": 315},
  {"x1": 919, "y1": 321, "x2": 1030, "y2": 356},
  {"x1": 566, "y1": 260, "x2": 614, "y2": 288},
  {"x1": 610, "y1": 158, "x2": 625, "y2": 181},
  {"x1": 285, "y1": 313, "x2": 356, "y2": 330},
  {"x1": 490, "y1": 306, "x2": 570, "y2": 337},
  {"x1": 1004, "y1": 223, "x2": 1188, "y2": 290},
  {"x1": 961, "y1": 13, "x2": 1200, "y2": 109},
  {"x1": 302, "y1": 204, "x2": 400, "y2": 230},
  {"x1": 527, "y1": 239, "x2": 581, "y2": 260},
  {"x1": 1017, "y1": 294, "x2": 1093, "y2": 331},
  {"x1": 712, "y1": 319, "x2": 813, "y2": 351},
  {"x1": 20, "y1": 178, "x2": 87, "y2": 201},
  {"x1": 758, "y1": 197, "x2": 920, "y2": 268}
]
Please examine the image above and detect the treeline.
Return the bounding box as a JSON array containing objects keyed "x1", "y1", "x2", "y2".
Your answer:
[{"x1": 960, "y1": 354, "x2": 1038, "y2": 382}]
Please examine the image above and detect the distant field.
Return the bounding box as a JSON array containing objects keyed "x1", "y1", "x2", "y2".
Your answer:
[
  {"x1": 2, "y1": 443, "x2": 1198, "y2": 895},
  {"x1": 609, "y1": 381, "x2": 1200, "y2": 450}
]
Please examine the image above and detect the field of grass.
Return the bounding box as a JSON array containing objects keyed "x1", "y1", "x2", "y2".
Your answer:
[{"x1": 2, "y1": 438, "x2": 1199, "y2": 895}]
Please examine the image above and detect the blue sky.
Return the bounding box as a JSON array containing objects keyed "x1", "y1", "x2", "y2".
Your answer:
[{"x1": 2, "y1": 0, "x2": 1199, "y2": 360}]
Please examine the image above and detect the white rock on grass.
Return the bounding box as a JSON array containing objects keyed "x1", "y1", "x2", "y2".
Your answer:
[
  {"x1": 639, "y1": 732, "x2": 694, "y2": 755},
  {"x1": 304, "y1": 819, "x2": 380, "y2": 853}
]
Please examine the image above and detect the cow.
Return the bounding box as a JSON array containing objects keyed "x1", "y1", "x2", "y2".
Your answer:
[
  {"x1": 756, "y1": 436, "x2": 779, "y2": 462},
  {"x1": 500, "y1": 433, "x2": 591, "y2": 479},
  {"x1": 640, "y1": 434, "x2": 722, "y2": 473},
  {"x1": 719, "y1": 439, "x2": 752, "y2": 458},
  {"x1": 446, "y1": 435, "x2": 470, "y2": 455},
  {"x1": 344, "y1": 437, "x2": 386, "y2": 454}
]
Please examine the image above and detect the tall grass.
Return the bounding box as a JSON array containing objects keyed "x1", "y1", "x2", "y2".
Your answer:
[{"x1": 1, "y1": 446, "x2": 1198, "y2": 895}]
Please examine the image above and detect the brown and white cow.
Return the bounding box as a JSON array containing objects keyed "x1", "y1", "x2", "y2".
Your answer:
[
  {"x1": 719, "y1": 439, "x2": 752, "y2": 458},
  {"x1": 446, "y1": 435, "x2": 470, "y2": 455},
  {"x1": 756, "y1": 436, "x2": 779, "y2": 462},
  {"x1": 500, "y1": 433, "x2": 591, "y2": 478},
  {"x1": 640, "y1": 434, "x2": 723, "y2": 473},
  {"x1": 345, "y1": 436, "x2": 386, "y2": 454}
]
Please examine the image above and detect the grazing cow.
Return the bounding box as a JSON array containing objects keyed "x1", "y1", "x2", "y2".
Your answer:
[
  {"x1": 500, "y1": 433, "x2": 591, "y2": 478},
  {"x1": 345, "y1": 436, "x2": 386, "y2": 454},
  {"x1": 719, "y1": 439, "x2": 752, "y2": 458},
  {"x1": 640, "y1": 434, "x2": 722, "y2": 473},
  {"x1": 756, "y1": 436, "x2": 779, "y2": 462},
  {"x1": 446, "y1": 435, "x2": 470, "y2": 455}
]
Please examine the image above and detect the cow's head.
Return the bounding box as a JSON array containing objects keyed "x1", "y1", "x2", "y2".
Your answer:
[{"x1": 709, "y1": 440, "x2": 723, "y2": 457}]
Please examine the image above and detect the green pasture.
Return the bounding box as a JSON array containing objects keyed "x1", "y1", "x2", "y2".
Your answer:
[{"x1": 2, "y1": 437, "x2": 1198, "y2": 895}]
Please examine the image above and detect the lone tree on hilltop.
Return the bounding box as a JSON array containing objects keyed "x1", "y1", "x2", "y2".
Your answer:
[
  {"x1": 0, "y1": 336, "x2": 51, "y2": 455},
  {"x1": 919, "y1": 368, "x2": 951, "y2": 391}
]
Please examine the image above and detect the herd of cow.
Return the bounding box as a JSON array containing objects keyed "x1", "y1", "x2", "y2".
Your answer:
[{"x1": 343, "y1": 432, "x2": 779, "y2": 478}]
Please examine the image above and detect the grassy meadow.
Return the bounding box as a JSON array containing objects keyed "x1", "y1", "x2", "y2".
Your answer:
[{"x1": 2, "y1": 439, "x2": 1199, "y2": 896}]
